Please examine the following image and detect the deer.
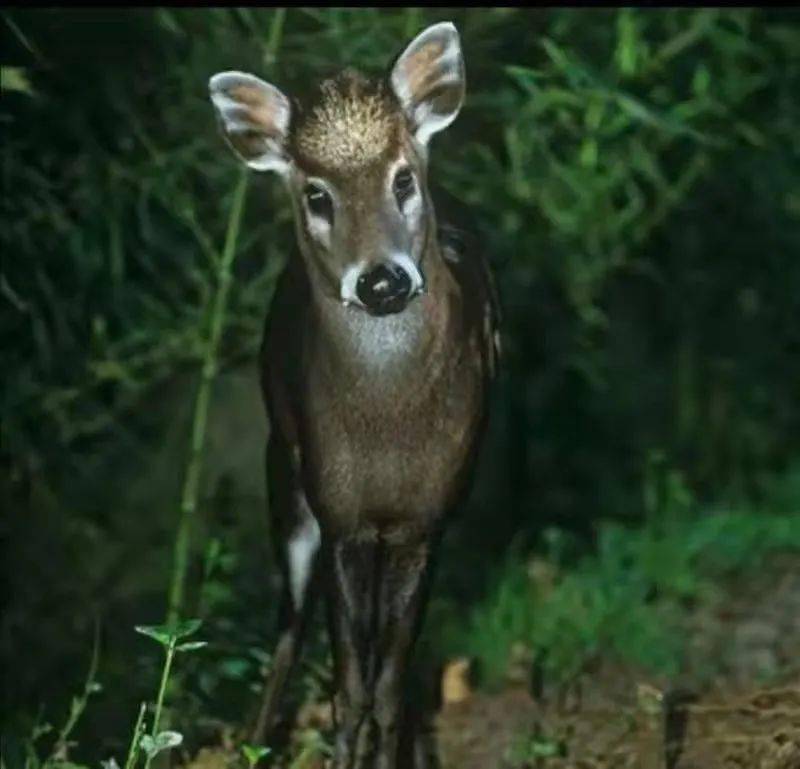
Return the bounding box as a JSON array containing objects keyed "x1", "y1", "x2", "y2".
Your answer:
[{"x1": 209, "y1": 21, "x2": 500, "y2": 769}]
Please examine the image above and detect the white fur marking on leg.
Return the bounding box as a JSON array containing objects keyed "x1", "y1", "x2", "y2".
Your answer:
[{"x1": 288, "y1": 512, "x2": 321, "y2": 609}]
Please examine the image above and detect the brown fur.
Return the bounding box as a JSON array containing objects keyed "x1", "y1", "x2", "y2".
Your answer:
[{"x1": 292, "y1": 70, "x2": 402, "y2": 174}]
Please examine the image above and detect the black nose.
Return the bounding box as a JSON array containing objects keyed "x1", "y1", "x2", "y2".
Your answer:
[{"x1": 356, "y1": 263, "x2": 412, "y2": 315}]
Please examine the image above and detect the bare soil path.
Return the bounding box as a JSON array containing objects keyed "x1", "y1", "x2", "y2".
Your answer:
[{"x1": 436, "y1": 557, "x2": 800, "y2": 769}]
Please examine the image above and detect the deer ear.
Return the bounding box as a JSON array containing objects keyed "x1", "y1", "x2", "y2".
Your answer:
[
  {"x1": 209, "y1": 71, "x2": 291, "y2": 174},
  {"x1": 390, "y1": 22, "x2": 465, "y2": 146}
]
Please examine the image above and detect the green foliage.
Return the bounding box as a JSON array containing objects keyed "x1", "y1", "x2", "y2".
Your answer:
[
  {"x1": 506, "y1": 729, "x2": 567, "y2": 763},
  {"x1": 1, "y1": 625, "x2": 104, "y2": 769},
  {"x1": 134, "y1": 618, "x2": 203, "y2": 648},
  {"x1": 134, "y1": 619, "x2": 205, "y2": 769},
  {"x1": 453, "y1": 461, "x2": 800, "y2": 689},
  {"x1": 138, "y1": 732, "x2": 182, "y2": 761},
  {"x1": 1, "y1": 65, "x2": 34, "y2": 95},
  {"x1": 240, "y1": 744, "x2": 271, "y2": 769},
  {"x1": 8, "y1": 621, "x2": 210, "y2": 769},
  {"x1": 47, "y1": 625, "x2": 103, "y2": 763}
]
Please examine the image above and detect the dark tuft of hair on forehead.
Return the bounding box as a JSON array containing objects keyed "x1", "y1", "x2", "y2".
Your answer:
[{"x1": 291, "y1": 68, "x2": 403, "y2": 173}]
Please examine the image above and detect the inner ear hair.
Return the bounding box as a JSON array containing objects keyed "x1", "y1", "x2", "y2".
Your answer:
[
  {"x1": 209, "y1": 71, "x2": 292, "y2": 173},
  {"x1": 390, "y1": 21, "x2": 465, "y2": 145}
]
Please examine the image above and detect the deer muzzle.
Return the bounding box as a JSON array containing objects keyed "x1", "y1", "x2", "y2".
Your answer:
[
  {"x1": 341, "y1": 255, "x2": 425, "y2": 316},
  {"x1": 357, "y1": 262, "x2": 413, "y2": 315}
]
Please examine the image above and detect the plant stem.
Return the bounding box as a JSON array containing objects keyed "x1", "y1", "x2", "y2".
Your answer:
[
  {"x1": 49, "y1": 619, "x2": 101, "y2": 760},
  {"x1": 123, "y1": 702, "x2": 147, "y2": 769},
  {"x1": 143, "y1": 639, "x2": 177, "y2": 769},
  {"x1": 166, "y1": 170, "x2": 249, "y2": 628},
  {"x1": 152, "y1": 640, "x2": 176, "y2": 737},
  {"x1": 264, "y1": 9, "x2": 286, "y2": 67}
]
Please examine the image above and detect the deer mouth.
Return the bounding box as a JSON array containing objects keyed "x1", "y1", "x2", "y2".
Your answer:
[{"x1": 364, "y1": 294, "x2": 412, "y2": 317}]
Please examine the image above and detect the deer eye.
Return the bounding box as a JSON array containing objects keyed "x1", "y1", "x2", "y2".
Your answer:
[
  {"x1": 393, "y1": 167, "x2": 415, "y2": 207},
  {"x1": 304, "y1": 184, "x2": 333, "y2": 221}
]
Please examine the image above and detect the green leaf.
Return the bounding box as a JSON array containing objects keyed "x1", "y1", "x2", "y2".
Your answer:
[
  {"x1": 134, "y1": 625, "x2": 172, "y2": 647},
  {"x1": 220, "y1": 656, "x2": 251, "y2": 679},
  {"x1": 241, "y1": 744, "x2": 271, "y2": 767},
  {"x1": 1, "y1": 66, "x2": 35, "y2": 96},
  {"x1": 139, "y1": 731, "x2": 183, "y2": 759},
  {"x1": 615, "y1": 9, "x2": 640, "y2": 77},
  {"x1": 139, "y1": 735, "x2": 156, "y2": 757},
  {"x1": 134, "y1": 618, "x2": 203, "y2": 646},
  {"x1": 171, "y1": 618, "x2": 203, "y2": 639},
  {"x1": 155, "y1": 9, "x2": 184, "y2": 37},
  {"x1": 175, "y1": 641, "x2": 208, "y2": 653},
  {"x1": 529, "y1": 738, "x2": 565, "y2": 758},
  {"x1": 579, "y1": 139, "x2": 598, "y2": 169},
  {"x1": 32, "y1": 722, "x2": 54, "y2": 740},
  {"x1": 692, "y1": 64, "x2": 711, "y2": 97}
]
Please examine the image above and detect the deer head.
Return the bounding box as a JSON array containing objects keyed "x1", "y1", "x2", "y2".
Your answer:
[{"x1": 209, "y1": 22, "x2": 465, "y2": 317}]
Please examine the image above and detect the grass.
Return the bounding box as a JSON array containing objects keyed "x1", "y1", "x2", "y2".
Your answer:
[{"x1": 442, "y1": 461, "x2": 800, "y2": 690}]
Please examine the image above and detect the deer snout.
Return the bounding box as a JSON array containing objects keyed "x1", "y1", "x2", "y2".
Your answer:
[{"x1": 356, "y1": 262, "x2": 412, "y2": 316}]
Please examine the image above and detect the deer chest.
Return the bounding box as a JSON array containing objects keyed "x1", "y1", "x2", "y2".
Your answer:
[{"x1": 299, "y1": 347, "x2": 485, "y2": 534}]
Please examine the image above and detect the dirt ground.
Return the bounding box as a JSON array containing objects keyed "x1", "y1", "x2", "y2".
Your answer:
[
  {"x1": 435, "y1": 677, "x2": 800, "y2": 769},
  {"x1": 436, "y1": 557, "x2": 800, "y2": 769}
]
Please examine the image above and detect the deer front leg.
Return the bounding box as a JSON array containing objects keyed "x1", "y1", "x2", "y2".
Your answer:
[
  {"x1": 327, "y1": 538, "x2": 379, "y2": 769},
  {"x1": 252, "y1": 496, "x2": 320, "y2": 742},
  {"x1": 399, "y1": 679, "x2": 440, "y2": 769},
  {"x1": 373, "y1": 536, "x2": 433, "y2": 769},
  {"x1": 252, "y1": 438, "x2": 321, "y2": 743}
]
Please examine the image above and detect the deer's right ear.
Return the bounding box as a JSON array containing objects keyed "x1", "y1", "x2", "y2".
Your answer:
[{"x1": 209, "y1": 71, "x2": 291, "y2": 174}]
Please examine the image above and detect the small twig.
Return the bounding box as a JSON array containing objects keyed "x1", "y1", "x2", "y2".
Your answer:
[
  {"x1": 49, "y1": 620, "x2": 101, "y2": 761},
  {"x1": 264, "y1": 9, "x2": 286, "y2": 69},
  {"x1": 123, "y1": 702, "x2": 147, "y2": 769},
  {"x1": 1, "y1": 273, "x2": 31, "y2": 313},
  {"x1": 2, "y1": 12, "x2": 49, "y2": 65}
]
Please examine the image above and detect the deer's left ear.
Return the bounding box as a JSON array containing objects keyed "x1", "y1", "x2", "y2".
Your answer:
[{"x1": 390, "y1": 21, "x2": 465, "y2": 146}]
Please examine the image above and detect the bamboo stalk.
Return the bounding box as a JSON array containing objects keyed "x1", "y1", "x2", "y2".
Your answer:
[{"x1": 166, "y1": 170, "x2": 248, "y2": 628}]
